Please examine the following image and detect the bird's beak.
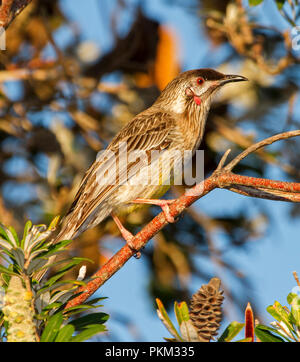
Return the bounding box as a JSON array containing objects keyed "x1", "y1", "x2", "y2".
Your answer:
[{"x1": 220, "y1": 74, "x2": 248, "y2": 85}]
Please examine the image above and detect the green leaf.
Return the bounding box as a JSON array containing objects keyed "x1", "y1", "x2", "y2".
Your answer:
[
  {"x1": 55, "y1": 324, "x2": 75, "y2": 342},
  {"x1": 40, "y1": 312, "x2": 64, "y2": 342},
  {"x1": 64, "y1": 304, "x2": 99, "y2": 313},
  {"x1": 156, "y1": 298, "x2": 183, "y2": 341},
  {"x1": 70, "y1": 325, "x2": 106, "y2": 342},
  {"x1": 0, "y1": 264, "x2": 19, "y2": 276},
  {"x1": 249, "y1": 0, "x2": 264, "y2": 5},
  {"x1": 255, "y1": 325, "x2": 284, "y2": 342},
  {"x1": 10, "y1": 248, "x2": 25, "y2": 269},
  {"x1": 287, "y1": 293, "x2": 298, "y2": 305},
  {"x1": 84, "y1": 297, "x2": 107, "y2": 305},
  {"x1": 218, "y1": 321, "x2": 245, "y2": 342},
  {"x1": 267, "y1": 302, "x2": 293, "y2": 332},
  {"x1": 0, "y1": 225, "x2": 17, "y2": 247},
  {"x1": 36, "y1": 240, "x2": 73, "y2": 261},
  {"x1": 174, "y1": 301, "x2": 190, "y2": 326},
  {"x1": 48, "y1": 216, "x2": 60, "y2": 231},
  {"x1": 37, "y1": 279, "x2": 85, "y2": 297},
  {"x1": 275, "y1": 0, "x2": 286, "y2": 9},
  {"x1": 0, "y1": 238, "x2": 13, "y2": 251},
  {"x1": 290, "y1": 296, "x2": 300, "y2": 327},
  {"x1": 69, "y1": 312, "x2": 109, "y2": 331},
  {"x1": 255, "y1": 324, "x2": 290, "y2": 341},
  {"x1": 26, "y1": 258, "x2": 49, "y2": 275},
  {"x1": 55, "y1": 257, "x2": 92, "y2": 275},
  {"x1": 21, "y1": 220, "x2": 32, "y2": 248},
  {"x1": 8, "y1": 227, "x2": 19, "y2": 246}
]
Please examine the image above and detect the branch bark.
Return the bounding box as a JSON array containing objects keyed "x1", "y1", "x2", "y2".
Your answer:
[
  {"x1": 0, "y1": 0, "x2": 32, "y2": 29},
  {"x1": 65, "y1": 130, "x2": 300, "y2": 309}
]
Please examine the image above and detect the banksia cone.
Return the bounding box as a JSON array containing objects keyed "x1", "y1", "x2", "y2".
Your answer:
[
  {"x1": 189, "y1": 277, "x2": 224, "y2": 342},
  {"x1": 2, "y1": 276, "x2": 37, "y2": 342}
]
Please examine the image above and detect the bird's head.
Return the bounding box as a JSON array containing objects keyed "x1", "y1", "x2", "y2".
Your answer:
[{"x1": 155, "y1": 68, "x2": 248, "y2": 114}]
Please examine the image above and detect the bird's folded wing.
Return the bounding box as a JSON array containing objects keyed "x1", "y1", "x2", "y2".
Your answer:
[{"x1": 62, "y1": 111, "x2": 178, "y2": 234}]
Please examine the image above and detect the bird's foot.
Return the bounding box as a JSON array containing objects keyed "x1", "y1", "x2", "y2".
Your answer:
[
  {"x1": 111, "y1": 213, "x2": 141, "y2": 258},
  {"x1": 131, "y1": 198, "x2": 176, "y2": 223}
]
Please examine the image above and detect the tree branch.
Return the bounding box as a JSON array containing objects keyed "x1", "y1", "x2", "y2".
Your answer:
[
  {"x1": 0, "y1": 0, "x2": 32, "y2": 29},
  {"x1": 65, "y1": 130, "x2": 300, "y2": 309}
]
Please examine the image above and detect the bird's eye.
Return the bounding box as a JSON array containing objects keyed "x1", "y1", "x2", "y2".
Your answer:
[{"x1": 197, "y1": 77, "x2": 205, "y2": 85}]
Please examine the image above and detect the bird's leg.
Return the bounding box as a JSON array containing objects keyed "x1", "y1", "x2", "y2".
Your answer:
[
  {"x1": 111, "y1": 213, "x2": 141, "y2": 258},
  {"x1": 131, "y1": 198, "x2": 176, "y2": 223}
]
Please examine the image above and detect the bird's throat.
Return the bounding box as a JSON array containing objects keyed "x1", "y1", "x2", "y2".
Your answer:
[{"x1": 193, "y1": 95, "x2": 202, "y2": 105}]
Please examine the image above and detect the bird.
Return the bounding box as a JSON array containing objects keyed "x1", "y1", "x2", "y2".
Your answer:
[{"x1": 52, "y1": 69, "x2": 247, "y2": 248}]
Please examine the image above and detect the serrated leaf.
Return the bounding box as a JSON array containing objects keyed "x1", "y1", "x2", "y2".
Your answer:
[
  {"x1": 69, "y1": 312, "x2": 109, "y2": 331},
  {"x1": 156, "y1": 298, "x2": 183, "y2": 341},
  {"x1": 218, "y1": 321, "x2": 245, "y2": 342},
  {"x1": 255, "y1": 325, "x2": 284, "y2": 342},
  {"x1": 70, "y1": 324, "x2": 106, "y2": 342},
  {"x1": 40, "y1": 312, "x2": 64, "y2": 342},
  {"x1": 55, "y1": 324, "x2": 75, "y2": 342}
]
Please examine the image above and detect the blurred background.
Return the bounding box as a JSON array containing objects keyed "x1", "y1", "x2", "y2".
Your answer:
[{"x1": 1, "y1": 0, "x2": 300, "y2": 341}]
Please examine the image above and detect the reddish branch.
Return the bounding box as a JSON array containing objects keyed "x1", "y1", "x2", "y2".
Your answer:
[
  {"x1": 65, "y1": 130, "x2": 300, "y2": 309},
  {"x1": 0, "y1": 0, "x2": 32, "y2": 29}
]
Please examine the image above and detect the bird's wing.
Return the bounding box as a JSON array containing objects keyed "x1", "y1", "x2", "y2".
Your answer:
[{"x1": 61, "y1": 111, "x2": 178, "y2": 237}]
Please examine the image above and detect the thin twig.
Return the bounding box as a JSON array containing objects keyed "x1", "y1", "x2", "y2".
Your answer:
[
  {"x1": 293, "y1": 271, "x2": 300, "y2": 288},
  {"x1": 224, "y1": 131, "x2": 300, "y2": 172}
]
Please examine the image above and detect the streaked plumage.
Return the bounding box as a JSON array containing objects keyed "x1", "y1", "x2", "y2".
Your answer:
[{"x1": 54, "y1": 69, "x2": 247, "y2": 243}]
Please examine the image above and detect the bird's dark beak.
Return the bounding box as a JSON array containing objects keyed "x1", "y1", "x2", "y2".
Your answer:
[{"x1": 221, "y1": 74, "x2": 248, "y2": 85}]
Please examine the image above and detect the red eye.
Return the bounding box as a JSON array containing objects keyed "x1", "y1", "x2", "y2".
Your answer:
[{"x1": 197, "y1": 77, "x2": 204, "y2": 85}]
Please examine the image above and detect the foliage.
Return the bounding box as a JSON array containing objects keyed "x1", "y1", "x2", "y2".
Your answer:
[
  {"x1": 156, "y1": 274, "x2": 300, "y2": 342},
  {"x1": 0, "y1": 220, "x2": 108, "y2": 342}
]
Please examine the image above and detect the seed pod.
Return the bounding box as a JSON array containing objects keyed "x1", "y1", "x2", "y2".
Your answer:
[
  {"x1": 189, "y1": 277, "x2": 224, "y2": 342},
  {"x1": 2, "y1": 276, "x2": 37, "y2": 342}
]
